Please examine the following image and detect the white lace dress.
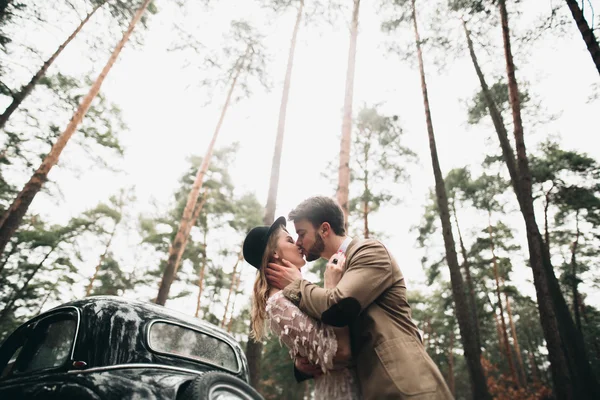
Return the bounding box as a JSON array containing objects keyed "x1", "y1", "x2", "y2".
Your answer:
[{"x1": 266, "y1": 291, "x2": 361, "y2": 400}]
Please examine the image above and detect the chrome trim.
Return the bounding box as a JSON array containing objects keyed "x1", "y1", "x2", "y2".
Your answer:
[
  {"x1": 146, "y1": 319, "x2": 242, "y2": 374},
  {"x1": 66, "y1": 363, "x2": 205, "y2": 377},
  {"x1": 210, "y1": 383, "x2": 255, "y2": 400}
]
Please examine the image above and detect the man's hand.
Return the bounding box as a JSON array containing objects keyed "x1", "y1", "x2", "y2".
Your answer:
[
  {"x1": 265, "y1": 259, "x2": 302, "y2": 290},
  {"x1": 295, "y1": 356, "x2": 322, "y2": 378},
  {"x1": 324, "y1": 252, "x2": 346, "y2": 289}
]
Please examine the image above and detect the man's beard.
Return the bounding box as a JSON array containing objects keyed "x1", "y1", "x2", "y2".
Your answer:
[{"x1": 305, "y1": 233, "x2": 325, "y2": 262}]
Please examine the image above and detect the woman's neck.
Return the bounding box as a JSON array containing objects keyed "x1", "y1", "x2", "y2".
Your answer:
[{"x1": 268, "y1": 287, "x2": 281, "y2": 298}]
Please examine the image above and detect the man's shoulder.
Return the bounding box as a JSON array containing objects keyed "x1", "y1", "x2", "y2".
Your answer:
[{"x1": 346, "y1": 238, "x2": 390, "y2": 258}]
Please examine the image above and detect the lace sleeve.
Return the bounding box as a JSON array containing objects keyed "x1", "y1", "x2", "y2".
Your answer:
[{"x1": 266, "y1": 292, "x2": 338, "y2": 373}]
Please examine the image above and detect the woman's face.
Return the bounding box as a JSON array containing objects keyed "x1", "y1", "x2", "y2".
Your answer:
[{"x1": 274, "y1": 229, "x2": 305, "y2": 269}]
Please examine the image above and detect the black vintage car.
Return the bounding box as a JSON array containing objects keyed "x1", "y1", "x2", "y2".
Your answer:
[{"x1": 0, "y1": 296, "x2": 263, "y2": 399}]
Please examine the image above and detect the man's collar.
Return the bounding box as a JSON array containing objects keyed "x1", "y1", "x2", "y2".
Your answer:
[{"x1": 337, "y1": 236, "x2": 353, "y2": 254}]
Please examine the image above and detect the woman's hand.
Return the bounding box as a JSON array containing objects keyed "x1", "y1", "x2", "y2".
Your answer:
[{"x1": 324, "y1": 252, "x2": 346, "y2": 289}]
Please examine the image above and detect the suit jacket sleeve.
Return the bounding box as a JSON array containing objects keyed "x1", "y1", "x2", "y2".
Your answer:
[{"x1": 283, "y1": 239, "x2": 394, "y2": 327}]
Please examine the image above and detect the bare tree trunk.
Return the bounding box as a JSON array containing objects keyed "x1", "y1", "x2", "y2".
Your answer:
[
  {"x1": 565, "y1": 0, "x2": 600, "y2": 75},
  {"x1": 452, "y1": 200, "x2": 481, "y2": 349},
  {"x1": 221, "y1": 250, "x2": 243, "y2": 328},
  {"x1": 488, "y1": 213, "x2": 519, "y2": 386},
  {"x1": 194, "y1": 230, "x2": 208, "y2": 318},
  {"x1": 156, "y1": 49, "x2": 247, "y2": 306},
  {"x1": 504, "y1": 286, "x2": 527, "y2": 387},
  {"x1": 336, "y1": 0, "x2": 360, "y2": 226},
  {"x1": 544, "y1": 185, "x2": 553, "y2": 246},
  {"x1": 85, "y1": 220, "x2": 118, "y2": 296},
  {"x1": 263, "y1": 0, "x2": 303, "y2": 225},
  {"x1": 0, "y1": 1, "x2": 107, "y2": 130},
  {"x1": 498, "y1": 2, "x2": 596, "y2": 397},
  {"x1": 413, "y1": 3, "x2": 491, "y2": 398},
  {"x1": 570, "y1": 211, "x2": 582, "y2": 333},
  {"x1": 227, "y1": 271, "x2": 241, "y2": 333},
  {"x1": 529, "y1": 351, "x2": 540, "y2": 385},
  {"x1": 0, "y1": 0, "x2": 153, "y2": 257},
  {"x1": 363, "y1": 148, "x2": 370, "y2": 238},
  {"x1": 448, "y1": 329, "x2": 455, "y2": 396},
  {"x1": 465, "y1": 15, "x2": 599, "y2": 398}
]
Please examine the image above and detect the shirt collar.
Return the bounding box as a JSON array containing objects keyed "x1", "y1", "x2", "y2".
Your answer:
[{"x1": 337, "y1": 237, "x2": 353, "y2": 254}]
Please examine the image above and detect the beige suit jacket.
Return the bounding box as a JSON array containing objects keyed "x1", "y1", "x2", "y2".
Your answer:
[{"x1": 283, "y1": 238, "x2": 454, "y2": 400}]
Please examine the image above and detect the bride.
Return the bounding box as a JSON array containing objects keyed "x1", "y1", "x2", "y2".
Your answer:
[{"x1": 242, "y1": 216, "x2": 361, "y2": 400}]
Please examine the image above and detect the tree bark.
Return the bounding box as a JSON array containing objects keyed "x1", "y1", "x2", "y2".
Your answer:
[
  {"x1": 504, "y1": 285, "x2": 528, "y2": 387},
  {"x1": 227, "y1": 271, "x2": 241, "y2": 333},
  {"x1": 570, "y1": 211, "x2": 582, "y2": 334},
  {"x1": 194, "y1": 230, "x2": 208, "y2": 318},
  {"x1": 156, "y1": 49, "x2": 247, "y2": 306},
  {"x1": 0, "y1": 1, "x2": 107, "y2": 130},
  {"x1": 0, "y1": 0, "x2": 153, "y2": 258},
  {"x1": 498, "y1": 2, "x2": 599, "y2": 397},
  {"x1": 465, "y1": 13, "x2": 599, "y2": 397},
  {"x1": 263, "y1": 0, "x2": 303, "y2": 226},
  {"x1": 488, "y1": 213, "x2": 519, "y2": 386},
  {"x1": 565, "y1": 0, "x2": 600, "y2": 76},
  {"x1": 221, "y1": 250, "x2": 243, "y2": 328},
  {"x1": 544, "y1": 185, "x2": 553, "y2": 247},
  {"x1": 413, "y1": 3, "x2": 491, "y2": 399},
  {"x1": 85, "y1": 219, "x2": 118, "y2": 297},
  {"x1": 448, "y1": 329, "x2": 455, "y2": 396},
  {"x1": 452, "y1": 200, "x2": 481, "y2": 349},
  {"x1": 363, "y1": 146, "x2": 370, "y2": 238},
  {"x1": 336, "y1": 0, "x2": 360, "y2": 226}
]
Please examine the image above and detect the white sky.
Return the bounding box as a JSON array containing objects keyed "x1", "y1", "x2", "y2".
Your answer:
[{"x1": 4, "y1": 0, "x2": 599, "y2": 322}]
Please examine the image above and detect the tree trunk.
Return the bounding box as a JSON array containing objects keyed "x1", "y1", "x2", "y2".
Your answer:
[
  {"x1": 570, "y1": 211, "x2": 582, "y2": 333},
  {"x1": 85, "y1": 219, "x2": 118, "y2": 297},
  {"x1": 221, "y1": 250, "x2": 243, "y2": 328},
  {"x1": 227, "y1": 271, "x2": 241, "y2": 333},
  {"x1": 580, "y1": 298, "x2": 600, "y2": 361},
  {"x1": 0, "y1": 240, "x2": 18, "y2": 277},
  {"x1": 263, "y1": 0, "x2": 303, "y2": 226},
  {"x1": 452, "y1": 200, "x2": 481, "y2": 349},
  {"x1": 363, "y1": 147, "x2": 370, "y2": 238},
  {"x1": 413, "y1": 3, "x2": 491, "y2": 399},
  {"x1": 529, "y1": 351, "x2": 540, "y2": 385},
  {"x1": 565, "y1": 0, "x2": 600, "y2": 75},
  {"x1": 498, "y1": 2, "x2": 600, "y2": 397},
  {"x1": 194, "y1": 230, "x2": 208, "y2": 318},
  {"x1": 156, "y1": 49, "x2": 247, "y2": 306},
  {"x1": 488, "y1": 213, "x2": 519, "y2": 386},
  {"x1": 448, "y1": 329, "x2": 455, "y2": 396},
  {"x1": 0, "y1": 1, "x2": 107, "y2": 130},
  {"x1": 544, "y1": 185, "x2": 553, "y2": 247},
  {"x1": 504, "y1": 285, "x2": 528, "y2": 387},
  {"x1": 0, "y1": 0, "x2": 153, "y2": 257},
  {"x1": 336, "y1": 0, "x2": 360, "y2": 226},
  {"x1": 465, "y1": 14, "x2": 599, "y2": 398}
]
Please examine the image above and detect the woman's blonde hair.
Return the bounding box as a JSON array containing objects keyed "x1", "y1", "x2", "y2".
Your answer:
[{"x1": 250, "y1": 225, "x2": 284, "y2": 340}]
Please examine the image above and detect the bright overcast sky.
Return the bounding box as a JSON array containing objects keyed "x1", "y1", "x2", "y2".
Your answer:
[{"x1": 12, "y1": 0, "x2": 599, "y2": 315}]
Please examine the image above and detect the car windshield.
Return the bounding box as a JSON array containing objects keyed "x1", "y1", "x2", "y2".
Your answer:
[{"x1": 148, "y1": 322, "x2": 238, "y2": 372}]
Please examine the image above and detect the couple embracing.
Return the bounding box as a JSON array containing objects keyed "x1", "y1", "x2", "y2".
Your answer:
[{"x1": 242, "y1": 196, "x2": 454, "y2": 400}]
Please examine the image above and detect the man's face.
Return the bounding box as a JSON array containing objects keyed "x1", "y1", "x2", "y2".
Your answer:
[{"x1": 293, "y1": 219, "x2": 324, "y2": 262}]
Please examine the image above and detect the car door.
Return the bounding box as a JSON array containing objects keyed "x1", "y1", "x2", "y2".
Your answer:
[{"x1": 0, "y1": 309, "x2": 81, "y2": 399}]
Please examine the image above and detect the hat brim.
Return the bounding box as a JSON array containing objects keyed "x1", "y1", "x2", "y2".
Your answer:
[{"x1": 267, "y1": 216, "x2": 287, "y2": 238}]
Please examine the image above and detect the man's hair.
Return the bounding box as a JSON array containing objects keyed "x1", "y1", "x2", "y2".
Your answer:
[{"x1": 288, "y1": 196, "x2": 346, "y2": 236}]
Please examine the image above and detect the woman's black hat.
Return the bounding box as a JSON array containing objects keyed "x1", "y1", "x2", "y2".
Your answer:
[{"x1": 242, "y1": 216, "x2": 286, "y2": 269}]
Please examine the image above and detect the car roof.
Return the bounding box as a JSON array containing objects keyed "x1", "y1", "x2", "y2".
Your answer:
[{"x1": 50, "y1": 296, "x2": 240, "y2": 345}]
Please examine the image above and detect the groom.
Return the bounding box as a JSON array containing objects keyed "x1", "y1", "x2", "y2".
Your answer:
[{"x1": 266, "y1": 196, "x2": 453, "y2": 400}]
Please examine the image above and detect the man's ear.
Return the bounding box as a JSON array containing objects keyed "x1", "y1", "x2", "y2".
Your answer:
[{"x1": 320, "y1": 222, "x2": 332, "y2": 237}]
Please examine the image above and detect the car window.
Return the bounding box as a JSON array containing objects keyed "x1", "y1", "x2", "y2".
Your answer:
[
  {"x1": 15, "y1": 318, "x2": 77, "y2": 374},
  {"x1": 148, "y1": 322, "x2": 238, "y2": 372},
  {"x1": 0, "y1": 346, "x2": 22, "y2": 379}
]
